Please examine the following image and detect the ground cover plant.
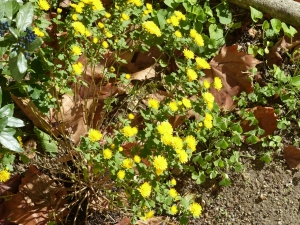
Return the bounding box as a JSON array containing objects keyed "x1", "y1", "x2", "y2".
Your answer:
[{"x1": 0, "y1": 0, "x2": 300, "y2": 224}]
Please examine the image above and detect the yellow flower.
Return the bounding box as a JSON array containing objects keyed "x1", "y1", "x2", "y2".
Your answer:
[
  {"x1": 122, "y1": 125, "x2": 138, "y2": 137},
  {"x1": 204, "y1": 113, "x2": 213, "y2": 129},
  {"x1": 203, "y1": 79, "x2": 210, "y2": 89},
  {"x1": 100, "y1": 41, "x2": 109, "y2": 49},
  {"x1": 85, "y1": 30, "x2": 91, "y2": 37},
  {"x1": 171, "y1": 178, "x2": 177, "y2": 186},
  {"x1": 139, "y1": 182, "x2": 152, "y2": 198},
  {"x1": 183, "y1": 49, "x2": 194, "y2": 59},
  {"x1": 92, "y1": 0, "x2": 104, "y2": 11},
  {"x1": 174, "y1": 11, "x2": 185, "y2": 20},
  {"x1": 57, "y1": 8, "x2": 62, "y2": 13},
  {"x1": 170, "y1": 205, "x2": 178, "y2": 215},
  {"x1": 103, "y1": 148, "x2": 113, "y2": 159},
  {"x1": 144, "y1": 210, "x2": 154, "y2": 219},
  {"x1": 17, "y1": 136, "x2": 23, "y2": 148},
  {"x1": 198, "y1": 122, "x2": 203, "y2": 127},
  {"x1": 196, "y1": 57, "x2": 211, "y2": 69},
  {"x1": 172, "y1": 136, "x2": 183, "y2": 150},
  {"x1": 213, "y1": 77, "x2": 223, "y2": 91},
  {"x1": 169, "y1": 101, "x2": 178, "y2": 112},
  {"x1": 146, "y1": 3, "x2": 152, "y2": 10},
  {"x1": 105, "y1": 12, "x2": 111, "y2": 18},
  {"x1": 174, "y1": 30, "x2": 182, "y2": 38},
  {"x1": 170, "y1": 15, "x2": 179, "y2": 26},
  {"x1": 185, "y1": 135, "x2": 197, "y2": 152},
  {"x1": 105, "y1": 30, "x2": 113, "y2": 38},
  {"x1": 72, "y1": 45, "x2": 82, "y2": 55},
  {"x1": 110, "y1": 144, "x2": 115, "y2": 149},
  {"x1": 148, "y1": 98, "x2": 159, "y2": 109},
  {"x1": 205, "y1": 113, "x2": 213, "y2": 121},
  {"x1": 72, "y1": 21, "x2": 86, "y2": 35},
  {"x1": 202, "y1": 92, "x2": 214, "y2": 104},
  {"x1": 157, "y1": 121, "x2": 173, "y2": 135},
  {"x1": 72, "y1": 62, "x2": 83, "y2": 75},
  {"x1": 169, "y1": 188, "x2": 178, "y2": 198},
  {"x1": 121, "y1": 13, "x2": 130, "y2": 21},
  {"x1": 0, "y1": 169, "x2": 10, "y2": 182},
  {"x1": 109, "y1": 66, "x2": 115, "y2": 72},
  {"x1": 122, "y1": 158, "x2": 133, "y2": 169},
  {"x1": 88, "y1": 129, "x2": 102, "y2": 142},
  {"x1": 128, "y1": 113, "x2": 135, "y2": 120},
  {"x1": 117, "y1": 170, "x2": 125, "y2": 179},
  {"x1": 72, "y1": 14, "x2": 78, "y2": 21},
  {"x1": 194, "y1": 33, "x2": 204, "y2": 47},
  {"x1": 161, "y1": 133, "x2": 173, "y2": 146},
  {"x1": 127, "y1": 0, "x2": 142, "y2": 7},
  {"x1": 97, "y1": 22, "x2": 105, "y2": 28},
  {"x1": 134, "y1": 155, "x2": 141, "y2": 163},
  {"x1": 118, "y1": 146, "x2": 123, "y2": 151},
  {"x1": 93, "y1": 37, "x2": 99, "y2": 43},
  {"x1": 153, "y1": 155, "x2": 167, "y2": 175},
  {"x1": 125, "y1": 74, "x2": 131, "y2": 79},
  {"x1": 189, "y1": 202, "x2": 202, "y2": 217},
  {"x1": 38, "y1": 0, "x2": 50, "y2": 11},
  {"x1": 177, "y1": 149, "x2": 188, "y2": 163},
  {"x1": 187, "y1": 68, "x2": 197, "y2": 82},
  {"x1": 142, "y1": 21, "x2": 162, "y2": 37},
  {"x1": 33, "y1": 27, "x2": 45, "y2": 37},
  {"x1": 190, "y1": 29, "x2": 197, "y2": 38},
  {"x1": 182, "y1": 97, "x2": 192, "y2": 108}
]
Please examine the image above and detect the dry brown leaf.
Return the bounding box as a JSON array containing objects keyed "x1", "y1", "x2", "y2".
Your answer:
[
  {"x1": 204, "y1": 45, "x2": 262, "y2": 110},
  {"x1": 115, "y1": 217, "x2": 131, "y2": 225},
  {"x1": 131, "y1": 66, "x2": 156, "y2": 80},
  {"x1": 284, "y1": 145, "x2": 300, "y2": 169}
]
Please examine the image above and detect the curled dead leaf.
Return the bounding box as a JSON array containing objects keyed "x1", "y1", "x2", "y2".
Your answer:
[{"x1": 284, "y1": 145, "x2": 300, "y2": 169}]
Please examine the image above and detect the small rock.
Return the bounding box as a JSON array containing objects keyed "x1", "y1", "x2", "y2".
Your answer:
[{"x1": 260, "y1": 194, "x2": 267, "y2": 200}]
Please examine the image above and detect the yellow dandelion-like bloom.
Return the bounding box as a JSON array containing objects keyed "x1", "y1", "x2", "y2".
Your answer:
[
  {"x1": 148, "y1": 98, "x2": 159, "y2": 109},
  {"x1": 170, "y1": 15, "x2": 179, "y2": 26},
  {"x1": 33, "y1": 27, "x2": 45, "y2": 37},
  {"x1": 0, "y1": 169, "x2": 10, "y2": 182},
  {"x1": 157, "y1": 121, "x2": 173, "y2": 135},
  {"x1": 102, "y1": 41, "x2": 109, "y2": 49},
  {"x1": 142, "y1": 21, "x2": 162, "y2": 37},
  {"x1": 92, "y1": 0, "x2": 104, "y2": 10},
  {"x1": 183, "y1": 49, "x2": 194, "y2": 59},
  {"x1": 170, "y1": 205, "x2": 178, "y2": 215},
  {"x1": 72, "y1": 21, "x2": 86, "y2": 35},
  {"x1": 190, "y1": 29, "x2": 197, "y2": 38},
  {"x1": 72, "y1": 14, "x2": 78, "y2": 20},
  {"x1": 185, "y1": 135, "x2": 197, "y2": 152},
  {"x1": 196, "y1": 57, "x2": 211, "y2": 69},
  {"x1": 187, "y1": 68, "x2": 198, "y2": 82},
  {"x1": 161, "y1": 133, "x2": 173, "y2": 146},
  {"x1": 17, "y1": 136, "x2": 23, "y2": 148},
  {"x1": 174, "y1": 30, "x2": 182, "y2": 38},
  {"x1": 85, "y1": 29, "x2": 91, "y2": 37},
  {"x1": 125, "y1": 74, "x2": 131, "y2": 79},
  {"x1": 172, "y1": 136, "x2": 183, "y2": 150},
  {"x1": 105, "y1": 30, "x2": 113, "y2": 38},
  {"x1": 144, "y1": 210, "x2": 154, "y2": 219},
  {"x1": 171, "y1": 178, "x2": 177, "y2": 186},
  {"x1": 110, "y1": 66, "x2": 115, "y2": 72},
  {"x1": 38, "y1": 0, "x2": 50, "y2": 10},
  {"x1": 103, "y1": 148, "x2": 113, "y2": 159},
  {"x1": 105, "y1": 12, "x2": 111, "y2": 18},
  {"x1": 203, "y1": 79, "x2": 211, "y2": 89},
  {"x1": 118, "y1": 146, "x2": 123, "y2": 151},
  {"x1": 57, "y1": 8, "x2": 62, "y2": 13},
  {"x1": 194, "y1": 33, "x2": 204, "y2": 47},
  {"x1": 189, "y1": 202, "x2": 202, "y2": 217},
  {"x1": 182, "y1": 97, "x2": 192, "y2": 108},
  {"x1": 205, "y1": 113, "x2": 213, "y2": 121},
  {"x1": 121, "y1": 13, "x2": 130, "y2": 20},
  {"x1": 169, "y1": 101, "x2": 178, "y2": 112},
  {"x1": 72, "y1": 45, "x2": 82, "y2": 55},
  {"x1": 93, "y1": 37, "x2": 99, "y2": 43},
  {"x1": 122, "y1": 158, "x2": 133, "y2": 169},
  {"x1": 177, "y1": 149, "x2": 188, "y2": 163},
  {"x1": 110, "y1": 144, "x2": 115, "y2": 149},
  {"x1": 134, "y1": 155, "x2": 141, "y2": 163},
  {"x1": 88, "y1": 129, "x2": 102, "y2": 142},
  {"x1": 146, "y1": 3, "x2": 152, "y2": 10},
  {"x1": 198, "y1": 122, "x2": 203, "y2": 127},
  {"x1": 202, "y1": 92, "x2": 214, "y2": 104},
  {"x1": 117, "y1": 170, "x2": 125, "y2": 179},
  {"x1": 127, "y1": 0, "x2": 142, "y2": 7},
  {"x1": 121, "y1": 126, "x2": 138, "y2": 137},
  {"x1": 204, "y1": 119, "x2": 213, "y2": 129},
  {"x1": 128, "y1": 113, "x2": 135, "y2": 120},
  {"x1": 97, "y1": 22, "x2": 105, "y2": 28},
  {"x1": 72, "y1": 62, "x2": 83, "y2": 75},
  {"x1": 169, "y1": 188, "x2": 178, "y2": 198},
  {"x1": 213, "y1": 77, "x2": 223, "y2": 91},
  {"x1": 139, "y1": 182, "x2": 152, "y2": 198},
  {"x1": 153, "y1": 155, "x2": 167, "y2": 173},
  {"x1": 174, "y1": 11, "x2": 184, "y2": 19}
]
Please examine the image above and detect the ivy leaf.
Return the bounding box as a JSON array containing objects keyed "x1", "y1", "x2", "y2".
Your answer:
[
  {"x1": 270, "y1": 18, "x2": 281, "y2": 34},
  {"x1": 216, "y1": 3, "x2": 232, "y2": 25},
  {"x1": 0, "y1": 131, "x2": 23, "y2": 152},
  {"x1": 9, "y1": 54, "x2": 25, "y2": 82},
  {"x1": 16, "y1": 2, "x2": 34, "y2": 32},
  {"x1": 5, "y1": 0, "x2": 20, "y2": 20},
  {"x1": 250, "y1": 6, "x2": 263, "y2": 22},
  {"x1": 0, "y1": 104, "x2": 14, "y2": 118},
  {"x1": 17, "y1": 52, "x2": 27, "y2": 74},
  {"x1": 7, "y1": 117, "x2": 25, "y2": 127}
]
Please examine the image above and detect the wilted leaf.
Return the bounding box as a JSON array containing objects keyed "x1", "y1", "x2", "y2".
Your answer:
[
  {"x1": 204, "y1": 45, "x2": 262, "y2": 110},
  {"x1": 131, "y1": 66, "x2": 156, "y2": 80},
  {"x1": 284, "y1": 145, "x2": 300, "y2": 169}
]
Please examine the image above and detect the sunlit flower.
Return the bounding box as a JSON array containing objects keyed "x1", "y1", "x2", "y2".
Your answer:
[
  {"x1": 72, "y1": 21, "x2": 86, "y2": 35},
  {"x1": 185, "y1": 135, "x2": 197, "y2": 152},
  {"x1": 121, "y1": 12, "x2": 130, "y2": 21},
  {"x1": 134, "y1": 155, "x2": 141, "y2": 163},
  {"x1": 146, "y1": 3, "x2": 152, "y2": 10},
  {"x1": 103, "y1": 148, "x2": 113, "y2": 159},
  {"x1": 172, "y1": 136, "x2": 183, "y2": 150},
  {"x1": 203, "y1": 80, "x2": 210, "y2": 89},
  {"x1": 17, "y1": 136, "x2": 23, "y2": 148},
  {"x1": 128, "y1": 113, "x2": 135, "y2": 120},
  {"x1": 174, "y1": 11, "x2": 185, "y2": 20},
  {"x1": 169, "y1": 188, "x2": 178, "y2": 198},
  {"x1": 98, "y1": 22, "x2": 105, "y2": 28},
  {"x1": 101, "y1": 41, "x2": 109, "y2": 49},
  {"x1": 174, "y1": 30, "x2": 182, "y2": 38},
  {"x1": 213, "y1": 77, "x2": 223, "y2": 91},
  {"x1": 139, "y1": 182, "x2": 152, "y2": 198},
  {"x1": 177, "y1": 149, "x2": 188, "y2": 163},
  {"x1": 110, "y1": 144, "x2": 115, "y2": 149},
  {"x1": 182, "y1": 97, "x2": 192, "y2": 108},
  {"x1": 148, "y1": 98, "x2": 159, "y2": 109},
  {"x1": 93, "y1": 37, "x2": 99, "y2": 43},
  {"x1": 72, "y1": 14, "x2": 78, "y2": 21},
  {"x1": 92, "y1": 0, "x2": 104, "y2": 10},
  {"x1": 157, "y1": 121, "x2": 173, "y2": 135},
  {"x1": 57, "y1": 8, "x2": 62, "y2": 13},
  {"x1": 196, "y1": 57, "x2": 211, "y2": 69},
  {"x1": 194, "y1": 33, "x2": 204, "y2": 47},
  {"x1": 38, "y1": 0, "x2": 50, "y2": 10},
  {"x1": 170, "y1": 15, "x2": 179, "y2": 26},
  {"x1": 72, "y1": 45, "x2": 82, "y2": 55},
  {"x1": 142, "y1": 21, "x2": 162, "y2": 37},
  {"x1": 105, "y1": 12, "x2": 111, "y2": 18},
  {"x1": 202, "y1": 92, "x2": 214, "y2": 104},
  {"x1": 125, "y1": 74, "x2": 131, "y2": 79},
  {"x1": 190, "y1": 29, "x2": 197, "y2": 38},
  {"x1": 117, "y1": 170, "x2": 125, "y2": 179},
  {"x1": 187, "y1": 68, "x2": 197, "y2": 82},
  {"x1": 121, "y1": 126, "x2": 138, "y2": 137},
  {"x1": 0, "y1": 169, "x2": 10, "y2": 182},
  {"x1": 161, "y1": 133, "x2": 173, "y2": 146},
  {"x1": 144, "y1": 210, "x2": 154, "y2": 219},
  {"x1": 122, "y1": 158, "x2": 133, "y2": 169},
  {"x1": 171, "y1": 178, "x2": 177, "y2": 186},
  {"x1": 127, "y1": 0, "x2": 142, "y2": 7},
  {"x1": 169, "y1": 101, "x2": 178, "y2": 112},
  {"x1": 88, "y1": 129, "x2": 102, "y2": 142},
  {"x1": 118, "y1": 146, "x2": 123, "y2": 151},
  {"x1": 170, "y1": 205, "x2": 178, "y2": 214},
  {"x1": 204, "y1": 113, "x2": 213, "y2": 129},
  {"x1": 85, "y1": 29, "x2": 91, "y2": 37},
  {"x1": 183, "y1": 49, "x2": 194, "y2": 59},
  {"x1": 72, "y1": 62, "x2": 83, "y2": 75},
  {"x1": 189, "y1": 202, "x2": 202, "y2": 217},
  {"x1": 33, "y1": 27, "x2": 45, "y2": 37},
  {"x1": 104, "y1": 30, "x2": 113, "y2": 38},
  {"x1": 153, "y1": 155, "x2": 167, "y2": 175}
]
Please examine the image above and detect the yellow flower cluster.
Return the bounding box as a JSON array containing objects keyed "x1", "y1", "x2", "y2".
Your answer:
[
  {"x1": 167, "y1": 11, "x2": 186, "y2": 27},
  {"x1": 143, "y1": 3, "x2": 153, "y2": 16},
  {"x1": 202, "y1": 92, "x2": 214, "y2": 110},
  {"x1": 139, "y1": 182, "x2": 152, "y2": 198},
  {"x1": 142, "y1": 21, "x2": 162, "y2": 37},
  {"x1": 176, "y1": 149, "x2": 188, "y2": 163},
  {"x1": 148, "y1": 98, "x2": 159, "y2": 109},
  {"x1": 214, "y1": 77, "x2": 223, "y2": 91},
  {"x1": 104, "y1": 29, "x2": 113, "y2": 38},
  {"x1": 157, "y1": 121, "x2": 173, "y2": 136},
  {"x1": 103, "y1": 148, "x2": 113, "y2": 159},
  {"x1": 122, "y1": 158, "x2": 133, "y2": 169},
  {"x1": 185, "y1": 135, "x2": 197, "y2": 152},
  {"x1": 121, "y1": 125, "x2": 138, "y2": 137},
  {"x1": 190, "y1": 28, "x2": 204, "y2": 47},
  {"x1": 153, "y1": 155, "x2": 168, "y2": 176},
  {"x1": 72, "y1": 62, "x2": 83, "y2": 75},
  {"x1": 70, "y1": 2, "x2": 84, "y2": 13},
  {"x1": 33, "y1": 27, "x2": 45, "y2": 37},
  {"x1": 0, "y1": 169, "x2": 10, "y2": 182},
  {"x1": 38, "y1": 0, "x2": 50, "y2": 11},
  {"x1": 189, "y1": 202, "x2": 202, "y2": 217},
  {"x1": 72, "y1": 45, "x2": 82, "y2": 55},
  {"x1": 183, "y1": 49, "x2": 194, "y2": 59},
  {"x1": 172, "y1": 136, "x2": 183, "y2": 150},
  {"x1": 187, "y1": 68, "x2": 197, "y2": 82},
  {"x1": 92, "y1": 0, "x2": 104, "y2": 11},
  {"x1": 72, "y1": 21, "x2": 86, "y2": 35},
  {"x1": 127, "y1": 0, "x2": 142, "y2": 7},
  {"x1": 88, "y1": 129, "x2": 102, "y2": 142},
  {"x1": 204, "y1": 113, "x2": 213, "y2": 129},
  {"x1": 128, "y1": 113, "x2": 135, "y2": 120},
  {"x1": 196, "y1": 57, "x2": 211, "y2": 69}
]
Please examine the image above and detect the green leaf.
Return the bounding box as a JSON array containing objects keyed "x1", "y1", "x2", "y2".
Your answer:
[
  {"x1": 270, "y1": 18, "x2": 281, "y2": 34},
  {"x1": 0, "y1": 86, "x2": 2, "y2": 107},
  {"x1": 0, "y1": 117, "x2": 8, "y2": 130},
  {"x1": 9, "y1": 27, "x2": 19, "y2": 39},
  {"x1": 17, "y1": 52, "x2": 27, "y2": 73},
  {"x1": 188, "y1": 0, "x2": 197, "y2": 4},
  {"x1": 0, "y1": 0, "x2": 5, "y2": 19},
  {"x1": 231, "y1": 123, "x2": 243, "y2": 133},
  {"x1": 209, "y1": 23, "x2": 224, "y2": 47},
  {"x1": 216, "y1": 3, "x2": 232, "y2": 25},
  {"x1": 291, "y1": 76, "x2": 300, "y2": 87},
  {"x1": 262, "y1": 20, "x2": 270, "y2": 30},
  {"x1": 0, "y1": 131, "x2": 23, "y2": 152},
  {"x1": 250, "y1": 6, "x2": 263, "y2": 22},
  {"x1": 156, "y1": 10, "x2": 167, "y2": 30},
  {"x1": 0, "y1": 104, "x2": 14, "y2": 118},
  {"x1": 9, "y1": 54, "x2": 25, "y2": 82},
  {"x1": 179, "y1": 216, "x2": 189, "y2": 225},
  {"x1": 260, "y1": 152, "x2": 272, "y2": 163},
  {"x1": 2, "y1": 127, "x2": 16, "y2": 135},
  {"x1": 7, "y1": 117, "x2": 24, "y2": 127},
  {"x1": 0, "y1": 46, "x2": 8, "y2": 58},
  {"x1": 219, "y1": 177, "x2": 231, "y2": 186},
  {"x1": 164, "y1": 0, "x2": 179, "y2": 8},
  {"x1": 16, "y1": 2, "x2": 34, "y2": 32},
  {"x1": 246, "y1": 135, "x2": 259, "y2": 144},
  {"x1": 216, "y1": 138, "x2": 229, "y2": 149},
  {"x1": 5, "y1": 0, "x2": 20, "y2": 20},
  {"x1": 34, "y1": 127, "x2": 58, "y2": 156}
]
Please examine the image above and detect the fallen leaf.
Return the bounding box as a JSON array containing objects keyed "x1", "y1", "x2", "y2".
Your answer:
[
  {"x1": 204, "y1": 45, "x2": 262, "y2": 110},
  {"x1": 115, "y1": 217, "x2": 131, "y2": 225},
  {"x1": 284, "y1": 145, "x2": 300, "y2": 169},
  {"x1": 131, "y1": 66, "x2": 156, "y2": 80}
]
